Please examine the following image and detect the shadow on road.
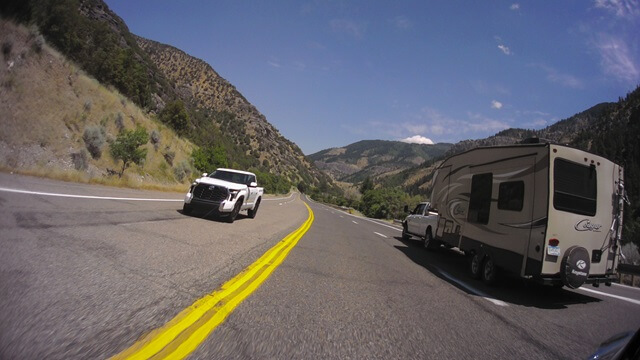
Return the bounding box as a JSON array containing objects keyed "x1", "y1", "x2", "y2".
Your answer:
[
  {"x1": 393, "y1": 236, "x2": 602, "y2": 310},
  {"x1": 178, "y1": 209, "x2": 247, "y2": 223}
]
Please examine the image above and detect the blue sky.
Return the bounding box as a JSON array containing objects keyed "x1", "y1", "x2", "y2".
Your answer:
[{"x1": 105, "y1": 0, "x2": 640, "y2": 154}]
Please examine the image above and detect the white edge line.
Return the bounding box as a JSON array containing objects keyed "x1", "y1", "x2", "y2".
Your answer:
[
  {"x1": 612, "y1": 283, "x2": 640, "y2": 292},
  {"x1": 0, "y1": 187, "x2": 298, "y2": 203},
  {"x1": 578, "y1": 287, "x2": 640, "y2": 306},
  {"x1": 374, "y1": 232, "x2": 388, "y2": 238},
  {"x1": 262, "y1": 193, "x2": 296, "y2": 202},
  {"x1": 438, "y1": 269, "x2": 508, "y2": 307},
  {"x1": 0, "y1": 187, "x2": 182, "y2": 202},
  {"x1": 352, "y1": 220, "x2": 358, "y2": 224},
  {"x1": 326, "y1": 203, "x2": 402, "y2": 232}
]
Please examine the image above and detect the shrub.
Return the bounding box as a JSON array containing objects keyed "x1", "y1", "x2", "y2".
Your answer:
[
  {"x1": 115, "y1": 112, "x2": 124, "y2": 132},
  {"x1": 163, "y1": 147, "x2": 175, "y2": 165},
  {"x1": 71, "y1": 149, "x2": 89, "y2": 170},
  {"x1": 33, "y1": 35, "x2": 45, "y2": 53},
  {"x1": 173, "y1": 160, "x2": 192, "y2": 182},
  {"x1": 150, "y1": 129, "x2": 160, "y2": 150},
  {"x1": 109, "y1": 126, "x2": 149, "y2": 177},
  {"x1": 84, "y1": 100, "x2": 92, "y2": 112},
  {"x1": 159, "y1": 100, "x2": 189, "y2": 134},
  {"x1": 83, "y1": 125, "x2": 105, "y2": 159},
  {"x1": 2, "y1": 39, "x2": 13, "y2": 59}
]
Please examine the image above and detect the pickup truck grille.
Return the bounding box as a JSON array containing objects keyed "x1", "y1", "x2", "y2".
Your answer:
[{"x1": 193, "y1": 184, "x2": 228, "y2": 202}]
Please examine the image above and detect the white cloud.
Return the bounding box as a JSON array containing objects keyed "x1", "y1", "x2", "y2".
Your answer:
[
  {"x1": 531, "y1": 63, "x2": 584, "y2": 89},
  {"x1": 330, "y1": 19, "x2": 365, "y2": 39},
  {"x1": 400, "y1": 135, "x2": 434, "y2": 145},
  {"x1": 491, "y1": 100, "x2": 503, "y2": 109},
  {"x1": 595, "y1": 35, "x2": 639, "y2": 83},
  {"x1": 390, "y1": 16, "x2": 413, "y2": 30},
  {"x1": 510, "y1": 3, "x2": 520, "y2": 10},
  {"x1": 267, "y1": 61, "x2": 281, "y2": 68},
  {"x1": 594, "y1": 0, "x2": 640, "y2": 18},
  {"x1": 498, "y1": 44, "x2": 512, "y2": 55}
]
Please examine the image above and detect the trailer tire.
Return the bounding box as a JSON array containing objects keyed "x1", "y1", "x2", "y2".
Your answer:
[
  {"x1": 482, "y1": 254, "x2": 498, "y2": 285},
  {"x1": 470, "y1": 252, "x2": 482, "y2": 280}
]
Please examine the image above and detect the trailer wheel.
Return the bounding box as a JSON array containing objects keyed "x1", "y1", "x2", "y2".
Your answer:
[
  {"x1": 424, "y1": 229, "x2": 437, "y2": 251},
  {"x1": 482, "y1": 254, "x2": 498, "y2": 285},
  {"x1": 469, "y1": 252, "x2": 482, "y2": 280}
]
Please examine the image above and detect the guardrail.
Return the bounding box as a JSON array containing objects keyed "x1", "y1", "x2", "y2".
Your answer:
[{"x1": 618, "y1": 263, "x2": 640, "y2": 287}]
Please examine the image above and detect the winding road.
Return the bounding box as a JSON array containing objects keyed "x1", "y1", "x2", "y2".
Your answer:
[{"x1": 1, "y1": 173, "x2": 639, "y2": 359}]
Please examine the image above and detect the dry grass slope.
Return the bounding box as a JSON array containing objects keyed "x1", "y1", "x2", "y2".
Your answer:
[{"x1": 0, "y1": 20, "x2": 194, "y2": 191}]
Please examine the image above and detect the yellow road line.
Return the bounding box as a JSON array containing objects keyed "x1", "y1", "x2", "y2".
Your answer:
[{"x1": 112, "y1": 202, "x2": 315, "y2": 360}]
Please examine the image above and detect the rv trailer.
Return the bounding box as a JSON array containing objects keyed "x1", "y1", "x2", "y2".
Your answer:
[{"x1": 428, "y1": 142, "x2": 625, "y2": 288}]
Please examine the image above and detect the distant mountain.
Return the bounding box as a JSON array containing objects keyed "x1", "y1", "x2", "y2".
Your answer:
[
  {"x1": 308, "y1": 140, "x2": 452, "y2": 183},
  {"x1": 444, "y1": 102, "x2": 614, "y2": 157}
]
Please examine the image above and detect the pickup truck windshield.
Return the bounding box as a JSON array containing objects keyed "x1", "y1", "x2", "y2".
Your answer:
[{"x1": 210, "y1": 170, "x2": 253, "y2": 185}]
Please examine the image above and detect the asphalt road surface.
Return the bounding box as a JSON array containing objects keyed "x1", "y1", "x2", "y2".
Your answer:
[{"x1": 1, "y1": 173, "x2": 639, "y2": 359}]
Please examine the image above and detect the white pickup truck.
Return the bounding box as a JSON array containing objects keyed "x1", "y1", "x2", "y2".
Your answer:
[
  {"x1": 183, "y1": 168, "x2": 264, "y2": 223},
  {"x1": 402, "y1": 202, "x2": 440, "y2": 250}
]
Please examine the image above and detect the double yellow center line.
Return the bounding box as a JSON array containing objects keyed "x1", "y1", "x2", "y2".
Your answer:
[{"x1": 113, "y1": 202, "x2": 315, "y2": 360}]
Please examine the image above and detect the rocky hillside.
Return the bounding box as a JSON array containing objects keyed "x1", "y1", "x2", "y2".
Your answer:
[
  {"x1": 308, "y1": 140, "x2": 451, "y2": 183},
  {"x1": 136, "y1": 37, "x2": 326, "y2": 186},
  {"x1": 444, "y1": 102, "x2": 613, "y2": 157},
  {"x1": 0, "y1": 19, "x2": 194, "y2": 188},
  {"x1": 1, "y1": 0, "x2": 338, "y2": 193}
]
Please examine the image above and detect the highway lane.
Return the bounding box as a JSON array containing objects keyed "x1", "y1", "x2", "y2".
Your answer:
[
  {"x1": 191, "y1": 198, "x2": 640, "y2": 359},
  {"x1": 0, "y1": 173, "x2": 307, "y2": 359},
  {"x1": 1, "y1": 173, "x2": 639, "y2": 359}
]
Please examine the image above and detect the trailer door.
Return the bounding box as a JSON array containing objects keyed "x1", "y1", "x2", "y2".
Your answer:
[{"x1": 465, "y1": 154, "x2": 539, "y2": 276}]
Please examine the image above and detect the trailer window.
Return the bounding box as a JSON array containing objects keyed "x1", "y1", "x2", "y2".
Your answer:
[
  {"x1": 554, "y1": 159, "x2": 597, "y2": 216},
  {"x1": 468, "y1": 173, "x2": 493, "y2": 224},
  {"x1": 498, "y1": 181, "x2": 524, "y2": 211}
]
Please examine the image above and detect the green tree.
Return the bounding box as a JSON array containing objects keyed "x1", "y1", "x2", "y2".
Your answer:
[
  {"x1": 110, "y1": 127, "x2": 149, "y2": 177},
  {"x1": 160, "y1": 100, "x2": 189, "y2": 134},
  {"x1": 360, "y1": 176, "x2": 374, "y2": 193},
  {"x1": 192, "y1": 145, "x2": 228, "y2": 172}
]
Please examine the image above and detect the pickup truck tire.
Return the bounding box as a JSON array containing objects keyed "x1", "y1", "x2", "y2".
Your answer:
[
  {"x1": 402, "y1": 224, "x2": 410, "y2": 241},
  {"x1": 182, "y1": 203, "x2": 193, "y2": 215},
  {"x1": 470, "y1": 252, "x2": 482, "y2": 279},
  {"x1": 226, "y1": 200, "x2": 243, "y2": 223},
  {"x1": 482, "y1": 254, "x2": 498, "y2": 285},
  {"x1": 423, "y1": 229, "x2": 437, "y2": 251},
  {"x1": 248, "y1": 198, "x2": 261, "y2": 219}
]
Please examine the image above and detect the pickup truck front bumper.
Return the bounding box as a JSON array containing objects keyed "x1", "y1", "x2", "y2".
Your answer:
[{"x1": 184, "y1": 184, "x2": 237, "y2": 213}]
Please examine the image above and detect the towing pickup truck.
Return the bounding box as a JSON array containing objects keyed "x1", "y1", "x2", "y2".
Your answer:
[
  {"x1": 183, "y1": 168, "x2": 264, "y2": 223},
  {"x1": 402, "y1": 202, "x2": 440, "y2": 249}
]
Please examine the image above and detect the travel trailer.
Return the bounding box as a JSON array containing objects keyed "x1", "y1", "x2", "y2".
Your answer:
[{"x1": 425, "y1": 142, "x2": 626, "y2": 288}]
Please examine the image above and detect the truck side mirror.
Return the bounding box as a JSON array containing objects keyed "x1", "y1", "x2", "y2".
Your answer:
[{"x1": 249, "y1": 182, "x2": 257, "y2": 188}]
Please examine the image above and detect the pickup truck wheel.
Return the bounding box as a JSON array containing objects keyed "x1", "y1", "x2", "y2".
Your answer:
[
  {"x1": 226, "y1": 201, "x2": 242, "y2": 223},
  {"x1": 469, "y1": 253, "x2": 482, "y2": 279},
  {"x1": 424, "y1": 229, "x2": 437, "y2": 251},
  {"x1": 182, "y1": 203, "x2": 192, "y2": 215},
  {"x1": 248, "y1": 198, "x2": 260, "y2": 219},
  {"x1": 482, "y1": 254, "x2": 498, "y2": 285},
  {"x1": 402, "y1": 224, "x2": 410, "y2": 241}
]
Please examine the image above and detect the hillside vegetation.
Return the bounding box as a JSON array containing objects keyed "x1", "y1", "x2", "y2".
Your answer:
[
  {"x1": 308, "y1": 140, "x2": 452, "y2": 182},
  {"x1": 1, "y1": 0, "x2": 341, "y2": 196},
  {"x1": 0, "y1": 19, "x2": 194, "y2": 189}
]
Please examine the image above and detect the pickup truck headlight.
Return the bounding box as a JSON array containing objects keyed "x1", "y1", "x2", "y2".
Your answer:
[
  {"x1": 189, "y1": 182, "x2": 197, "y2": 193},
  {"x1": 228, "y1": 189, "x2": 239, "y2": 200}
]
